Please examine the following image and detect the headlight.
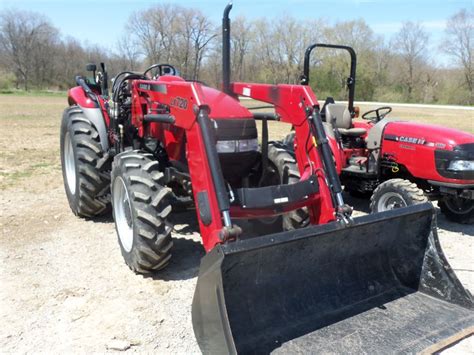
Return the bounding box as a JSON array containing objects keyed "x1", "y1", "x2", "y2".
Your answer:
[
  {"x1": 447, "y1": 160, "x2": 474, "y2": 171},
  {"x1": 216, "y1": 138, "x2": 258, "y2": 153},
  {"x1": 237, "y1": 138, "x2": 259, "y2": 152},
  {"x1": 216, "y1": 140, "x2": 236, "y2": 153}
]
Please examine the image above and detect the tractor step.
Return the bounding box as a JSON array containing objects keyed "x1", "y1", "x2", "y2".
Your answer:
[
  {"x1": 342, "y1": 164, "x2": 377, "y2": 176},
  {"x1": 192, "y1": 203, "x2": 473, "y2": 354},
  {"x1": 342, "y1": 155, "x2": 377, "y2": 176}
]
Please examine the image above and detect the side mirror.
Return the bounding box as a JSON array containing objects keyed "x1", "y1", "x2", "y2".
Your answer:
[{"x1": 86, "y1": 63, "x2": 97, "y2": 72}]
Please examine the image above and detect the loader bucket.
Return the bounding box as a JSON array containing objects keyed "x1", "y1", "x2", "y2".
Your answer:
[{"x1": 192, "y1": 203, "x2": 474, "y2": 354}]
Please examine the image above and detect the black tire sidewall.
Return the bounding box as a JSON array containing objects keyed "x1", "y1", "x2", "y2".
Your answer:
[
  {"x1": 371, "y1": 179, "x2": 426, "y2": 213},
  {"x1": 60, "y1": 111, "x2": 80, "y2": 214},
  {"x1": 439, "y1": 197, "x2": 474, "y2": 224},
  {"x1": 110, "y1": 151, "x2": 173, "y2": 273},
  {"x1": 111, "y1": 165, "x2": 138, "y2": 263}
]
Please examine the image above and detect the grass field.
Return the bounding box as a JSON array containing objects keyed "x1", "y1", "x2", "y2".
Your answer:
[
  {"x1": 0, "y1": 93, "x2": 472, "y2": 191},
  {"x1": 0, "y1": 95, "x2": 64, "y2": 190},
  {"x1": 242, "y1": 99, "x2": 474, "y2": 137}
]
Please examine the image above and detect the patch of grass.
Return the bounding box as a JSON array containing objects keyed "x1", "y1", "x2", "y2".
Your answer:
[
  {"x1": 0, "y1": 160, "x2": 58, "y2": 190},
  {"x1": 32, "y1": 162, "x2": 53, "y2": 169},
  {"x1": 0, "y1": 90, "x2": 67, "y2": 97},
  {"x1": 0, "y1": 170, "x2": 34, "y2": 189}
]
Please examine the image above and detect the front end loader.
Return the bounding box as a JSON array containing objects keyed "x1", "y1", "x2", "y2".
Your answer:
[
  {"x1": 59, "y1": 3, "x2": 473, "y2": 353},
  {"x1": 192, "y1": 4, "x2": 473, "y2": 353}
]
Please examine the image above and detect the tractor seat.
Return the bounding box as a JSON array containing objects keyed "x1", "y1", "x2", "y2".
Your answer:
[{"x1": 325, "y1": 103, "x2": 366, "y2": 137}]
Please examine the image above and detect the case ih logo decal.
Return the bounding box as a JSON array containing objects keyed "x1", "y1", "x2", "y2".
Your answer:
[
  {"x1": 170, "y1": 96, "x2": 188, "y2": 110},
  {"x1": 384, "y1": 134, "x2": 426, "y2": 145}
]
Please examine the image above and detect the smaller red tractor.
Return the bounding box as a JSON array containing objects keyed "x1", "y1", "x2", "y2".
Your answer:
[{"x1": 283, "y1": 44, "x2": 474, "y2": 224}]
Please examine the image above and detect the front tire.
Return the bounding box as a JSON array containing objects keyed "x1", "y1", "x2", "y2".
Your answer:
[
  {"x1": 370, "y1": 178, "x2": 428, "y2": 213},
  {"x1": 439, "y1": 196, "x2": 474, "y2": 224},
  {"x1": 111, "y1": 150, "x2": 173, "y2": 273},
  {"x1": 60, "y1": 106, "x2": 110, "y2": 217}
]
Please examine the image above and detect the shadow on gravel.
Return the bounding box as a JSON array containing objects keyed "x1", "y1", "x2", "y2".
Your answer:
[
  {"x1": 436, "y1": 213, "x2": 474, "y2": 237},
  {"x1": 159, "y1": 237, "x2": 205, "y2": 281},
  {"x1": 342, "y1": 192, "x2": 371, "y2": 214},
  {"x1": 159, "y1": 210, "x2": 205, "y2": 281},
  {"x1": 90, "y1": 212, "x2": 114, "y2": 224}
]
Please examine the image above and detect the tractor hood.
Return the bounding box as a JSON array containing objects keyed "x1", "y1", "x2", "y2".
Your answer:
[
  {"x1": 200, "y1": 85, "x2": 254, "y2": 119},
  {"x1": 382, "y1": 121, "x2": 474, "y2": 182},
  {"x1": 384, "y1": 121, "x2": 474, "y2": 151}
]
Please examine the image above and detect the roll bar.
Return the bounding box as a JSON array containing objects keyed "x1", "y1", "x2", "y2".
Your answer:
[{"x1": 300, "y1": 44, "x2": 357, "y2": 117}]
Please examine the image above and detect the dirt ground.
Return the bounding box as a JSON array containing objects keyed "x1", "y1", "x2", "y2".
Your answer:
[{"x1": 0, "y1": 94, "x2": 473, "y2": 353}]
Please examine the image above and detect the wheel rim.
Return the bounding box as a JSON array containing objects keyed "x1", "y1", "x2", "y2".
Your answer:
[
  {"x1": 443, "y1": 197, "x2": 474, "y2": 215},
  {"x1": 377, "y1": 192, "x2": 407, "y2": 211},
  {"x1": 64, "y1": 132, "x2": 76, "y2": 195},
  {"x1": 113, "y1": 177, "x2": 134, "y2": 252}
]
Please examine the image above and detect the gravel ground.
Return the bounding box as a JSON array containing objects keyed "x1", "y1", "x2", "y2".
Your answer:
[
  {"x1": 0, "y1": 95, "x2": 472, "y2": 353},
  {"x1": 1, "y1": 184, "x2": 472, "y2": 353}
]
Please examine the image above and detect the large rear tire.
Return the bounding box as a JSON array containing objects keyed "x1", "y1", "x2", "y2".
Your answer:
[
  {"x1": 267, "y1": 143, "x2": 309, "y2": 230},
  {"x1": 60, "y1": 106, "x2": 110, "y2": 217},
  {"x1": 111, "y1": 150, "x2": 173, "y2": 273},
  {"x1": 439, "y1": 196, "x2": 474, "y2": 224},
  {"x1": 370, "y1": 178, "x2": 428, "y2": 213}
]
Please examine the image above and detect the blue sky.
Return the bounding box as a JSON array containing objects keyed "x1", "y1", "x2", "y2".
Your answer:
[{"x1": 0, "y1": 0, "x2": 470, "y2": 66}]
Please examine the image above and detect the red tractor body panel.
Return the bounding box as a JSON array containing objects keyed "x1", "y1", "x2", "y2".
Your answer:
[
  {"x1": 97, "y1": 78, "x2": 337, "y2": 251},
  {"x1": 68, "y1": 86, "x2": 98, "y2": 108},
  {"x1": 381, "y1": 121, "x2": 474, "y2": 185}
]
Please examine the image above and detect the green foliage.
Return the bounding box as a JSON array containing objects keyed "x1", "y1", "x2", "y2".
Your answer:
[{"x1": 0, "y1": 72, "x2": 16, "y2": 91}]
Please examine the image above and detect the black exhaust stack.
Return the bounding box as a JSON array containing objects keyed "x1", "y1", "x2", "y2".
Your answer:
[{"x1": 222, "y1": 3, "x2": 232, "y2": 95}]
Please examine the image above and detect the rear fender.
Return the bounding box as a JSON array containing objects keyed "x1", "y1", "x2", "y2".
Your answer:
[
  {"x1": 67, "y1": 87, "x2": 109, "y2": 151},
  {"x1": 68, "y1": 86, "x2": 97, "y2": 108}
]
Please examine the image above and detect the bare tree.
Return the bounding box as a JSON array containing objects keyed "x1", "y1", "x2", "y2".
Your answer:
[
  {"x1": 442, "y1": 9, "x2": 473, "y2": 104},
  {"x1": 127, "y1": 5, "x2": 180, "y2": 65},
  {"x1": 0, "y1": 10, "x2": 58, "y2": 90},
  {"x1": 189, "y1": 13, "x2": 216, "y2": 80},
  {"x1": 55, "y1": 36, "x2": 86, "y2": 88},
  {"x1": 274, "y1": 17, "x2": 307, "y2": 83},
  {"x1": 174, "y1": 8, "x2": 216, "y2": 80},
  {"x1": 117, "y1": 34, "x2": 140, "y2": 71},
  {"x1": 391, "y1": 22, "x2": 429, "y2": 101},
  {"x1": 231, "y1": 17, "x2": 253, "y2": 81},
  {"x1": 126, "y1": 5, "x2": 215, "y2": 80}
]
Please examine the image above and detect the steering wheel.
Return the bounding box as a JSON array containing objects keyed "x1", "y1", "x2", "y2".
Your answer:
[
  {"x1": 362, "y1": 106, "x2": 392, "y2": 122},
  {"x1": 143, "y1": 64, "x2": 177, "y2": 79}
]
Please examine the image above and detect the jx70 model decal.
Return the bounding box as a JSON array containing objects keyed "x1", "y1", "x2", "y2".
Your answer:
[{"x1": 170, "y1": 96, "x2": 188, "y2": 110}]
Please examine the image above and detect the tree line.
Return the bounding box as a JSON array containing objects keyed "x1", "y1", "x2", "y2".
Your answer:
[{"x1": 0, "y1": 5, "x2": 472, "y2": 105}]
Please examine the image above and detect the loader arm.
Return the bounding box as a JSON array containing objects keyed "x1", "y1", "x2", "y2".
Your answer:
[
  {"x1": 131, "y1": 80, "x2": 231, "y2": 250},
  {"x1": 231, "y1": 82, "x2": 348, "y2": 224}
]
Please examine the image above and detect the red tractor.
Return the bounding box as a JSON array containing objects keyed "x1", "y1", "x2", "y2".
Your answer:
[
  {"x1": 60, "y1": 4, "x2": 473, "y2": 353},
  {"x1": 285, "y1": 44, "x2": 474, "y2": 224}
]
